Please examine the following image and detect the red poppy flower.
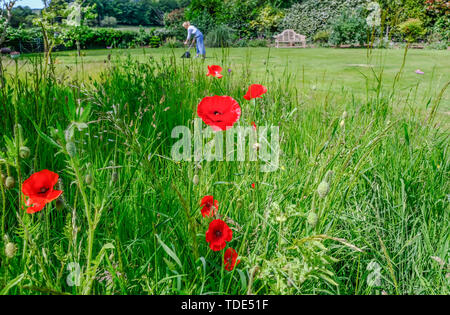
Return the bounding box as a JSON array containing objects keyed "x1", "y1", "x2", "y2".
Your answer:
[
  {"x1": 200, "y1": 195, "x2": 218, "y2": 218},
  {"x1": 224, "y1": 248, "x2": 240, "y2": 271},
  {"x1": 251, "y1": 122, "x2": 257, "y2": 131},
  {"x1": 251, "y1": 183, "x2": 255, "y2": 189},
  {"x1": 197, "y1": 96, "x2": 241, "y2": 131},
  {"x1": 244, "y1": 84, "x2": 268, "y2": 101},
  {"x1": 22, "y1": 169, "x2": 63, "y2": 214},
  {"x1": 205, "y1": 219, "x2": 233, "y2": 251},
  {"x1": 207, "y1": 65, "x2": 223, "y2": 78}
]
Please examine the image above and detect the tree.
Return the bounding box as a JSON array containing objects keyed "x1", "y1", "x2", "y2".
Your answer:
[
  {"x1": 10, "y1": 5, "x2": 36, "y2": 27},
  {"x1": 64, "y1": 0, "x2": 97, "y2": 56},
  {"x1": 0, "y1": 0, "x2": 18, "y2": 46}
]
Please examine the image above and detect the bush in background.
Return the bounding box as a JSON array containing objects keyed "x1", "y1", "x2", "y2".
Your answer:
[
  {"x1": 163, "y1": 8, "x2": 186, "y2": 40},
  {"x1": 398, "y1": 18, "x2": 426, "y2": 43},
  {"x1": 206, "y1": 24, "x2": 235, "y2": 47},
  {"x1": 100, "y1": 16, "x2": 118, "y2": 28},
  {"x1": 313, "y1": 30, "x2": 330, "y2": 45},
  {"x1": 329, "y1": 9, "x2": 368, "y2": 46},
  {"x1": 162, "y1": 36, "x2": 184, "y2": 48},
  {"x1": 281, "y1": 0, "x2": 367, "y2": 39}
]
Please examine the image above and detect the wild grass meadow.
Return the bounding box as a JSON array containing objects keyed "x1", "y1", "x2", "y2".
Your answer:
[{"x1": 0, "y1": 46, "x2": 449, "y2": 295}]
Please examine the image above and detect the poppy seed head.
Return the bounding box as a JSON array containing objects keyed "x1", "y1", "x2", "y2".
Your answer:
[
  {"x1": 5, "y1": 176, "x2": 15, "y2": 189},
  {"x1": 85, "y1": 174, "x2": 93, "y2": 185},
  {"x1": 193, "y1": 174, "x2": 199, "y2": 185},
  {"x1": 19, "y1": 146, "x2": 30, "y2": 159}
]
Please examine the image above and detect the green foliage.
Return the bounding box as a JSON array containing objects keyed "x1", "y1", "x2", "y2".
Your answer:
[
  {"x1": 205, "y1": 24, "x2": 235, "y2": 47},
  {"x1": 431, "y1": 15, "x2": 450, "y2": 42},
  {"x1": 249, "y1": 4, "x2": 284, "y2": 37},
  {"x1": 163, "y1": 8, "x2": 186, "y2": 40},
  {"x1": 313, "y1": 30, "x2": 330, "y2": 44},
  {"x1": 162, "y1": 36, "x2": 184, "y2": 48},
  {"x1": 10, "y1": 5, "x2": 36, "y2": 28},
  {"x1": 329, "y1": 9, "x2": 368, "y2": 46},
  {"x1": 281, "y1": 0, "x2": 367, "y2": 39},
  {"x1": 3, "y1": 25, "x2": 161, "y2": 51},
  {"x1": 398, "y1": 18, "x2": 426, "y2": 42}
]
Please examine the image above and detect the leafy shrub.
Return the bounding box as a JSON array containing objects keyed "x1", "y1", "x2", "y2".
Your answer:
[
  {"x1": 247, "y1": 38, "x2": 269, "y2": 47},
  {"x1": 425, "y1": 41, "x2": 448, "y2": 50},
  {"x1": 281, "y1": 0, "x2": 367, "y2": 38},
  {"x1": 232, "y1": 38, "x2": 249, "y2": 47},
  {"x1": 329, "y1": 9, "x2": 368, "y2": 46},
  {"x1": 205, "y1": 24, "x2": 234, "y2": 47},
  {"x1": 163, "y1": 8, "x2": 186, "y2": 40},
  {"x1": 313, "y1": 31, "x2": 330, "y2": 44},
  {"x1": 249, "y1": 4, "x2": 284, "y2": 38},
  {"x1": 162, "y1": 36, "x2": 184, "y2": 48},
  {"x1": 398, "y1": 18, "x2": 426, "y2": 42},
  {"x1": 149, "y1": 36, "x2": 161, "y2": 48},
  {"x1": 100, "y1": 16, "x2": 117, "y2": 28},
  {"x1": 190, "y1": 9, "x2": 216, "y2": 36},
  {"x1": 431, "y1": 15, "x2": 450, "y2": 42},
  {"x1": 231, "y1": 38, "x2": 268, "y2": 47}
]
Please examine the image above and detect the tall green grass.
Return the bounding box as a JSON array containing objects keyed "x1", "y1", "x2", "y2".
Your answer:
[{"x1": 0, "y1": 48, "x2": 448, "y2": 295}]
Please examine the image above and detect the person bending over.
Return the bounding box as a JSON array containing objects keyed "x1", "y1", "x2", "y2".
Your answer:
[{"x1": 183, "y1": 21, "x2": 205, "y2": 59}]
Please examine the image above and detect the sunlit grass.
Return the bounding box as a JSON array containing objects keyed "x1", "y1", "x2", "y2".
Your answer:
[{"x1": 0, "y1": 47, "x2": 448, "y2": 295}]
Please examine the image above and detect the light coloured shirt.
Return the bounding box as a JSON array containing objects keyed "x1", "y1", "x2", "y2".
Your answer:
[{"x1": 186, "y1": 25, "x2": 199, "y2": 40}]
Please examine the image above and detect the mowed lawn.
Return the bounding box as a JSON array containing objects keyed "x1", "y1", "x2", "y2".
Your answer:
[{"x1": 8, "y1": 47, "x2": 450, "y2": 114}]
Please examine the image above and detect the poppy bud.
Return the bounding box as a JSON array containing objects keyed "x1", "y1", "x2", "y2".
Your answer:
[
  {"x1": 317, "y1": 181, "x2": 330, "y2": 198},
  {"x1": 111, "y1": 172, "x2": 118, "y2": 183},
  {"x1": 85, "y1": 174, "x2": 93, "y2": 185},
  {"x1": 193, "y1": 174, "x2": 199, "y2": 185},
  {"x1": 342, "y1": 111, "x2": 348, "y2": 119},
  {"x1": 307, "y1": 211, "x2": 318, "y2": 227},
  {"x1": 5, "y1": 242, "x2": 17, "y2": 258},
  {"x1": 66, "y1": 141, "x2": 77, "y2": 158},
  {"x1": 5, "y1": 176, "x2": 15, "y2": 189},
  {"x1": 340, "y1": 120, "x2": 345, "y2": 128},
  {"x1": 19, "y1": 146, "x2": 30, "y2": 159},
  {"x1": 236, "y1": 199, "x2": 243, "y2": 209}
]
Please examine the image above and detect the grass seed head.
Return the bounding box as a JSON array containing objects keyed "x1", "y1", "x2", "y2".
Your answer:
[
  {"x1": 307, "y1": 211, "x2": 318, "y2": 227},
  {"x1": 317, "y1": 181, "x2": 330, "y2": 198},
  {"x1": 5, "y1": 242, "x2": 17, "y2": 258}
]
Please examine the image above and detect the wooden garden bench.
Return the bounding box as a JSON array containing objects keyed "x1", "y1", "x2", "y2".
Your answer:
[{"x1": 274, "y1": 29, "x2": 307, "y2": 48}]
